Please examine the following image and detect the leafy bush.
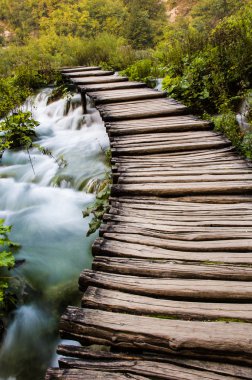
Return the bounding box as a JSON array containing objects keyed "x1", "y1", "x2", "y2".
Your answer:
[
  {"x1": 212, "y1": 112, "x2": 242, "y2": 148},
  {"x1": 0, "y1": 111, "x2": 39, "y2": 154},
  {"x1": 121, "y1": 58, "x2": 162, "y2": 83},
  {"x1": 158, "y1": 2, "x2": 252, "y2": 115},
  {"x1": 0, "y1": 219, "x2": 20, "y2": 308}
]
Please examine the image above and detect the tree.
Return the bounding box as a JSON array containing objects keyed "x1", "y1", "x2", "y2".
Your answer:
[{"x1": 123, "y1": 0, "x2": 166, "y2": 48}]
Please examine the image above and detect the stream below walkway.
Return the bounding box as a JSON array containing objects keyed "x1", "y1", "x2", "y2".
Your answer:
[{"x1": 0, "y1": 89, "x2": 109, "y2": 380}]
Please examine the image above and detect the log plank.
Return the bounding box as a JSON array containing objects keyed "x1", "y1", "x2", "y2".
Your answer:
[
  {"x1": 82, "y1": 287, "x2": 252, "y2": 322},
  {"x1": 79, "y1": 269, "x2": 252, "y2": 300},
  {"x1": 60, "y1": 307, "x2": 252, "y2": 359}
]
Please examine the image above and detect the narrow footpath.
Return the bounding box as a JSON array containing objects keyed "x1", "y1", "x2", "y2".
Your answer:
[{"x1": 46, "y1": 66, "x2": 252, "y2": 380}]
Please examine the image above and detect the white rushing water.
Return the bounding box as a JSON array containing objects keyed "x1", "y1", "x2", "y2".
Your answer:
[{"x1": 0, "y1": 89, "x2": 109, "y2": 380}]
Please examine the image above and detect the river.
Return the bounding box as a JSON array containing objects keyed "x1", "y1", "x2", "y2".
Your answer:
[{"x1": 0, "y1": 89, "x2": 109, "y2": 380}]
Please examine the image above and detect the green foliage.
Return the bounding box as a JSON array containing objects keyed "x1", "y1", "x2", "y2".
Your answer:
[
  {"x1": 212, "y1": 112, "x2": 242, "y2": 148},
  {"x1": 159, "y1": 2, "x2": 252, "y2": 115},
  {"x1": 121, "y1": 58, "x2": 162, "y2": 84},
  {"x1": 123, "y1": 0, "x2": 166, "y2": 48},
  {"x1": 0, "y1": 219, "x2": 20, "y2": 306},
  {"x1": 0, "y1": 77, "x2": 31, "y2": 119},
  {"x1": 241, "y1": 133, "x2": 252, "y2": 159},
  {"x1": 83, "y1": 173, "x2": 112, "y2": 236},
  {"x1": 0, "y1": 111, "x2": 38, "y2": 153}
]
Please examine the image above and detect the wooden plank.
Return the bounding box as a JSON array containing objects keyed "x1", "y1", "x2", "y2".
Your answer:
[
  {"x1": 111, "y1": 181, "x2": 252, "y2": 196},
  {"x1": 92, "y1": 256, "x2": 252, "y2": 281},
  {"x1": 113, "y1": 168, "x2": 249, "y2": 177},
  {"x1": 87, "y1": 88, "x2": 166, "y2": 104},
  {"x1": 59, "y1": 357, "x2": 245, "y2": 380},
  {"x1": 71, "y1": 76, "x2": 128, "y2": 85},
  {"x1": 108, "y1": 205, "x2": 252, "y2": 218},
  {"x1": 60, "y1": 307, "x2": 252, "y2": 359},
  {"x1": 96, "y1": 99, "x2": 187, "y2": 121},
  {"x1": 107, "y1": 115, "x2": 209, "y2": 130},
  {"x1": 111, "y1": 130, "x2": 221, "y2": 142},
  {"x1": 110, "y1": 197, "x2": 252, "y2": 210},
  {"x1": 79, "y1": 269, "x2": 252, "y2": 300},
  {"x1": 78, "y1": 81, "x2": 146, "y2": 92},
  {"x1": 104, "y1": 232, "x2": 252, "y2": 253},
  {"x1": 112, "y1": 140, "x2": 230, "y2": 155},
  {"x1": 82, "y1": 287, "x2": 252, "y2": 322},
  {"x1": 57, "y1": 345, "x2": 252, "y2": 379},
  {"x1": 117, "y1": 174, "x2": 252, "y2": 184},
  {"x1": 100, "y1": 222, "x2": 252, "y2": 235},
  {"x1": 94, "y1": 236, "x2": 252, "y2": 264},
  {"x1": 61, "y1": 66, "x2": 101, "y2": 73},
  {"x1": 103, "y1": 213, "x2": 252, "y2": 227},
  {"x1": 65, "y1": 70, "x2": 114, "y2": 78},
  {"x1": 45, "y1": 368, "x2": 149, "y2": 380}
]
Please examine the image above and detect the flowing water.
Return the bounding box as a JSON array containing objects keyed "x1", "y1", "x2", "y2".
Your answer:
[{"x1": 0, "y1": 89, "x2": 109, "y2": 380}]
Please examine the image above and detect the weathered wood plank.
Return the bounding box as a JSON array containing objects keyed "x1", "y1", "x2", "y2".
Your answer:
[
  {"x1": 78, "y1": 81, "x2": 146, "y2": 92},
  {"x1": 101, "y1": 232, "x2": 252, "y2": 252},
  {"x1": 60, "y1": 307, "x2": 252, "y2": 359},
  {"x1": 96, "y1": 99, "x2": 187, "y2": 121},
  {"x1": 117, "y1": 174, "x2": 252, "y2": 184},
  {"x1": 108, "y1": 205, "x2": 252, "y2": 218},
  {"x1": 57, "y1": 345, "x2": 252, "y2": 379},
  {"x1": 92, "y1": 256, "x2": 252, "y2": 281},
  {"x1": 46, "y1": 368, "x2": 149, "y2": 380},
  {"x1": 100, "y1": 222, "x2": 252, "y2": 236},
  {"x1": 109, "y1": 197, "x2": 252, "y2": 210},
  {"x1": 82, "y1": 287, "x2": 252, "y2": 322},
  {"x1": 61, "y1": 66, "x2": 101, "y2": 73},
  {"x1": 94, "y1": 236, "x2": 252, "y2": 264},
  {"x1": 65, "y1": 70, "x2": 114, "y2": 78},
  {"x1": 103, "y1": 212, "x2": 252, "y2": 227},
  {"x1": 87, "y1": 88, "x2": 166, "y2": 104},
  {"x1": 112, "y1": 141, "x2": 230, "y2": 155},
  {"x1": 71, "y1": 76, "x2": 128, "y2": 85},
  {"x1": 79, "y1": 269, "x2": 252, "y2": 300},
  {"x1": 111, "y1": 181, "x2": 252, "y2": 196},
  {"x1": 111, "y1": 130, "x2": 221, "y2": 141},
  {"x1": 106, "y1": 116, "x2": 211, "y2": 136},
  {"x1": 59, "y1": 357, "x2": 245, "y2": 380}
]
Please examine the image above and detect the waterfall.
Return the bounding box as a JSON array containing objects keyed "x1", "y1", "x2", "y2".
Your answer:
[{"x1": 0, "y1": 89, "x2": 109, "y2": 380}]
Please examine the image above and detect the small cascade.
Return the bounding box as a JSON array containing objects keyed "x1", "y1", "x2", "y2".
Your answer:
[
  {"x1": 155, "y1": 78, "x2": 163, "y2": 92},
  {"x1": 0, "y1": 88, "x2": 109, "y2": 380},
  {"x1": 236, "y1": 93, "x2": 252, "y2": 131}
]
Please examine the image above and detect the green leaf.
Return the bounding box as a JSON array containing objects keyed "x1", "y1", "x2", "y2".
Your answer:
[{"x1": 0, "y1": 251, "x2": 15, "y2": 268}]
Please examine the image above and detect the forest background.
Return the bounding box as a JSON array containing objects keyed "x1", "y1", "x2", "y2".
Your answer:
[{"x1": 0, "y1": 0, "x2": 252, "y2": 144}]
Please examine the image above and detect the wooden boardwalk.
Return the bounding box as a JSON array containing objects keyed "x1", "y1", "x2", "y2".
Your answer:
[{"x1": 46, "y1": 67, "x2": 252, "y2": 379}]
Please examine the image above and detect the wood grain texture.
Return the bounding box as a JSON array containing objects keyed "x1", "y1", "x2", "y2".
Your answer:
[
  {"x1": 57, "y1": 345, "x2": 252, "y2": 379},
  {"x1": 79, "y1": 269, "x2": 252, "y2": 300},
  {"x1": 58, "y1": 357, "x2": 245, "y2": 380},
  {"x1": 64, "y1": 70, "x2": 114, "y2": 78},
  {"x1": 96, "y1": 98, "x2": 187, "y2": 121},
  {"x1": 78, "y1": 81, "x2": 146, "y2": 92},
  {"x1": 60, "y1": 307, "x2": 252, "y2": 359},
  {"x1": 71, "y1": 76, "x2": 128, "y2": 85},
  {"x1": 82, "y1": 287, "x2": 252, "y2": 322},
  {"x1": 61, "y1": 66, "x2": 101, "y2": 73}
]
